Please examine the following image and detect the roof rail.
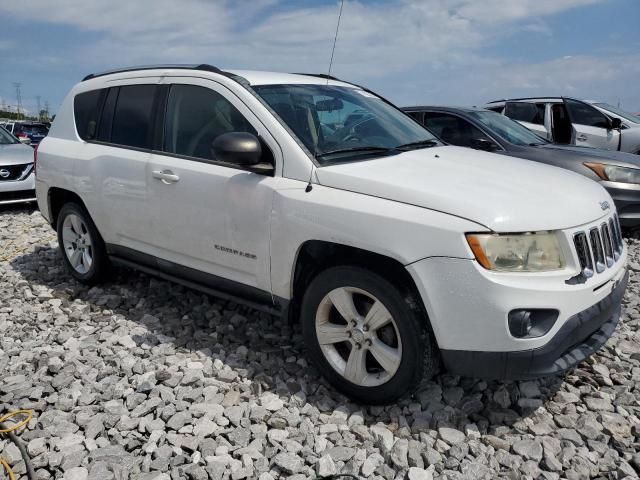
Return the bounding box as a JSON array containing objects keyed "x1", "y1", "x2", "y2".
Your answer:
[
  {"x1": 292, "y1": 73, "x2": 343, "y2": 81},
  {"x1": 81, "y1": 64, "x2": 224, "y2": 82}
]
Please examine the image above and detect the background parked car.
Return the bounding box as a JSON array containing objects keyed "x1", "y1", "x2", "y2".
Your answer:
[
  {"x1": 485, "y1": 97, "x2": 640, "y2": 154},
  {"x1": 0, "y1": 125, "x2": 36, "y2": 205},
  {"x1": 0, "y1": 121, "x2": 49, "y2": 146},
  {"x1": 404, "y1": 106, "x2": 640, "y2": 228}
]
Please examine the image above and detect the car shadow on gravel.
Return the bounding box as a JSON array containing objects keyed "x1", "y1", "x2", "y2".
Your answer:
[{"x1": 10, "y1": 245, "x2": 572, "y2": 436}]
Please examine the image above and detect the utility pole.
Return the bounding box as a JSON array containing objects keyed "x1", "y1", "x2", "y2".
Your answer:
[
  {"x1": 13, "y1": 82, "x2": 23, "y2": 119},
  {"x1": 36, "y1": 95, "x2": 41, "y2": 120}
]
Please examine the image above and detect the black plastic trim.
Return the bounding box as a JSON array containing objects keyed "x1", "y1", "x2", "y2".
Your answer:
[
  {"x1": 107, "y1": 244, "x2": 287, "y2": 316},
  {"x1": 441, "y1": 269, "x2": 628, "y2": 380},
  {"x1": 82, "y1": 64, "x2": 225, "y2": 82}
]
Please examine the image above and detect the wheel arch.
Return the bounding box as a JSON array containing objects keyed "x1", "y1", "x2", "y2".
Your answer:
[
  {"x1": 289, "y1": 240, "x2": 436, "y2": 338},
  {"x1": 47, "y1": 187, "x2": 88, "y2": 227}
]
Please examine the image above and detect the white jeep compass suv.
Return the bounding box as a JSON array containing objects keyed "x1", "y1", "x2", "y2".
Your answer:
[{"x1": 35, "y1": 65, "x2": 628, "y2": 403}]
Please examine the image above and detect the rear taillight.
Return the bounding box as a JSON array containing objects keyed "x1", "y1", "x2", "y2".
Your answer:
[{"x1": 33, "y1": 143, "x2": 38, "y2": 176}]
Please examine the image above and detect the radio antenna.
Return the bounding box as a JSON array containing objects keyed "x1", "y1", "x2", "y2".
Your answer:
[{"x1": 326, "y1": 0, "x2": 345, "y2": 84}]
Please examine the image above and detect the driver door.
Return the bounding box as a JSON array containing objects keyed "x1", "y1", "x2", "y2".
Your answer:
[
  {"x1": 563, "y1": 98, "x2": 620, "y2": 150},
  {"x1": 145, "y1": 78, "x2": 281, "y2": 298}
]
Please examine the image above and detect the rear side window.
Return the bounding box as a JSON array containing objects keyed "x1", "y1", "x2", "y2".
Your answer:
[
  {"x1": 74, "y1": 90, "x2": 103, "y2": 140},
  {"x1": 111, "y1": 85, "x2": 157, "y2": 149},
  {"x1": 423, "y1": 112, "x2": 490, "y2": 147},
  {"x1": 564, "y1": 99, "x2": 610, "y2": 128},
  {"x1": 504, "y1": 102, "x2": 545, "y2": 125}
]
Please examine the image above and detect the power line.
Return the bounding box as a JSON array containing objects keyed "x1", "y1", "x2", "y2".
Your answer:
[{"x1": 13, "y1": 82, "x2": 23, "y2": 119}]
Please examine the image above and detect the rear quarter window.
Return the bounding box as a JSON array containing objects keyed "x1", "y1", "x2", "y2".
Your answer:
[{"x1": 74, "y1": 90, "x2": 104, "y2": 140}]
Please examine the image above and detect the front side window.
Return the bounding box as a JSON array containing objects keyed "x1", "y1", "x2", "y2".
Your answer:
[
  {"x1": 111, "y1": 85, "x2": 157, "y2": 149},
  {"x1": 564, "y1": 99, "x2": 609, "y2": 128},
  {"x1": 504, "y1": 102, "x2": 545, "y2": 125},
  {"x1": 594, "y1": 103, "x2": 640, "y2": 124},
  {"x1": 253, "y1": 84, "x2": 439, "y2": 165},
  {"x1": 163, "y1": 84, "x2": 258, "y2": 162},
  {"x1": 469, "y1": 110, "x2": 547, "y2": 146},
  {"x1": 423, "y1": 112, "x2": 491, "y2": 147}
]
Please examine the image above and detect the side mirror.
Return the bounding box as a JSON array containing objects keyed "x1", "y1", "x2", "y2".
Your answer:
[
  {"x1": 610, "y1": 117, "x2": 622, "y2": 129},
  {"x1": 471, "y1": 138, "x2": 497, "y2": 151},
  {"x1": 212, "y1": 132, "x2": 262, "y2": 166}
]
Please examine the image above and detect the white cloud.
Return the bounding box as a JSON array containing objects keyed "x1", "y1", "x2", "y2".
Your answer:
[{"x1": 1, "y1": 0, "x2": 637, "y2": 110}]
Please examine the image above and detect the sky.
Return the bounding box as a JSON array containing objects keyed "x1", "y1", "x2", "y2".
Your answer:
[{"x1": 0, "y1": 0, "x2": 639, "y2": 116}]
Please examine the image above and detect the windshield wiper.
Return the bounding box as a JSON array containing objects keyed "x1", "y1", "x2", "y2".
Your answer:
[
  {"x1": 395, "y1": 139, "x2": 439, "y2": 151},
  {"x1": 317, "y1": 146, "x2": 397, "y2": 158}
]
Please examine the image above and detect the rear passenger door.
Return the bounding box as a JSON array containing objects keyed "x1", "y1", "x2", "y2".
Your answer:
[
  {"x1": 73, "y1": 83, "x2": 156, "y2": 250},
  {"x1": 145, "y1": 78, "x2": 280, "y2": 298},
  {"x1": 563, "y1": 98, "x2": 620, "y2": 150},
  {"x1": 504, "y1": 102, "x2": 549, "y2": 139}
]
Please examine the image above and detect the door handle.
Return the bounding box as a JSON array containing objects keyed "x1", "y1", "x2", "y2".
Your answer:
[
  {"x1": 152, "y1": 170, "x2": 180, "y2": 184},
  {"x1": 576, "y1": 134, "x2": 588, "y2": 142}
]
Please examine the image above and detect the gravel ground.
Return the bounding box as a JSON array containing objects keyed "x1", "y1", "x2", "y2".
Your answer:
[{"x1": 1, "y1": 205, "x2": 640, "y2": 480}]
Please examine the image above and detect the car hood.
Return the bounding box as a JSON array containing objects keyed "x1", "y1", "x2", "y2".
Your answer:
[
  {"x1": 536, "y1": 144, "x2": 640, "y2": 168},
  {"x1": 0, "y1": 143, "x2": 34, "y2": 166},
  {"x1": 315, "y1": 146, "x2": 612, "y2": 232}
]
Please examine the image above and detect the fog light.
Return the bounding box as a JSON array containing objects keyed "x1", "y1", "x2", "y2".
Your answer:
[{"x1": 508, "y1": 309, "x2": 558, "y2": 338}]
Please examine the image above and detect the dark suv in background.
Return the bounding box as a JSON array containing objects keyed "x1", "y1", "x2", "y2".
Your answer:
[{"x1": 404, "y1": 106, "x2": 640, "y2": 228}]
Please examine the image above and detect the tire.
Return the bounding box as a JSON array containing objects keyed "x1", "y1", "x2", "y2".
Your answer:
[
  {"x1": 56, "y1": 202, "x2": 110, "y2": 284},
  {"x1": 301, "y1": 265, "x2": 438, "y2": 404}
]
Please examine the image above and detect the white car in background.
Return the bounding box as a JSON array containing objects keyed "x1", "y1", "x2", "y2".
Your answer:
[
  {"x1": 0, "y1": 125, "x2": 36, "y2": 205},
  {"x1": 486, "y1": 97, "x2": 640, "y2": 155}
]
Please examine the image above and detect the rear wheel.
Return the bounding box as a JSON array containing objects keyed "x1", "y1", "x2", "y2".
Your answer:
[
  {"x1": 301, "y1": 266, "x2": 438, "y2": 404},
  {"x1": 56, "y1": 203, "x2": 110, "y2": 284}
]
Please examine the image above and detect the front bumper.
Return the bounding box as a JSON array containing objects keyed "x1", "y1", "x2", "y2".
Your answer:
[
  {"x1": 603, "y1": 180, "x2": 640, "y2": 227},
  {"x1": 440, "y1": 269, "x2": 628, "y2": 380},
  {"x1": 0, "y1": 172, "x2": 36, "y2": 205}
]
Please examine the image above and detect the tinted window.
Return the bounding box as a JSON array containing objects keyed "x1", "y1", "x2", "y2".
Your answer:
[
  {"x1": 406, "y1": 111, "x2": 424, "y2": 123},
  {"x1": 111, "y1": 85, "x2": 156, "y2": 149},
  {"x1": 504, "y1": 102, "x2": 545, "y2": 125},
  {"x1": 423, "y1": 112, "x2": 491, "y2": 147},
  {"x1": 74, "y1": 90, "x2": 103, "y2": 140},
  {"x1": 565, "y1": 99, "x2": 610, "y2": 128},
  {"x1": 163, "y1": 84, "x2": 257, "y2": 161}
]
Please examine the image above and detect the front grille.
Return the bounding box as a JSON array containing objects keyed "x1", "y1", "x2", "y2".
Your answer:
[
  {"x1": 0, "y1": 163, "x2": 33, "y2": 182},
  {"x1": 574, "y1": 214, "x2": 624, "y2": 279}
]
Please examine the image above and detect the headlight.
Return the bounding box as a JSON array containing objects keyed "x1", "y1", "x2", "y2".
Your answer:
[
  {"x1": 585, "y1": 162, "x2": 640, "y2": 184},
  {"x1": 466, "y1": 232, "x2": 564, "y2": 272}
]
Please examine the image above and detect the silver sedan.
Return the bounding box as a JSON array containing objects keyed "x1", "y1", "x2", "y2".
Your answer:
[{"x1": 0, "y1": 126, "x2": 36, "y2": 205}]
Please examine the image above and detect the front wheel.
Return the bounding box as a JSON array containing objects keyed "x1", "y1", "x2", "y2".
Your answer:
[
  {"x1": 56, "y1": 202, "x2": 110, "y2": 284},
  {"x1": 301, "y1": 266, "x2": 438, "y2": 404}
]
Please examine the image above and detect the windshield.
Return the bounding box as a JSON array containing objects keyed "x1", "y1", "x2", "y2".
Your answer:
[
  {"x1": 252, "y1": 84, "x2": 439, "y2": 164},
  {"x1": 469, "y1": 110, "x2": 548, "y2": 146},
  {"x1": 594, "y1": 103, "x2": 640, "y2": 124},
  {"x1": 0, "y1": 126, "x2": 19, "y2": 145}
]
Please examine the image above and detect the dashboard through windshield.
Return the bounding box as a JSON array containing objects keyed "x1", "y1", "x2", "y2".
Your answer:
[{"x1": 252, "y1": 84, "x2": 439, "y2": 165}]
